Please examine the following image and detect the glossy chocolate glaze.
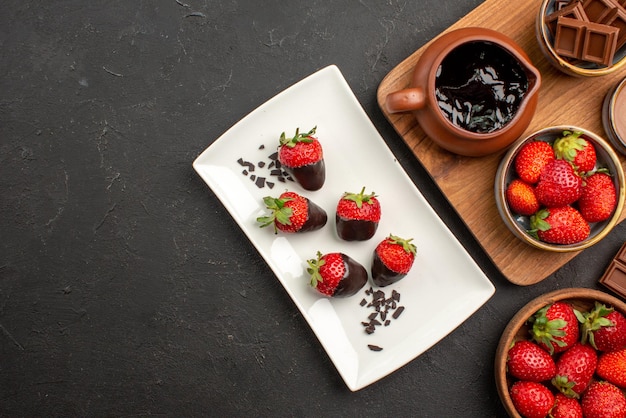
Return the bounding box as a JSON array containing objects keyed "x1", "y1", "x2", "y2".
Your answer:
[
  {"x1": 300, "y1": 199, "x2": 328, "y2": 232},
  {"x1": 335, "y1": 216, "x2": 378, "y2": 241},
  {"x1": 284, "y1": 159, "x2": 325, "y2": 191},
  {"x1": 435, "y1": 41, "x2": 529, "y2": 133},
  {"x1": 333, "y1": 254, "x2": 368, "y2": 297},
  {"x1": 371, "y1": 252, "x2": 406, "y2": 287}
]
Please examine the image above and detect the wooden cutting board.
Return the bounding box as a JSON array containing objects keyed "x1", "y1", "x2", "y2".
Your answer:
[{"x1": 377, "y1": 0, "x2": 626, "y2": 286}]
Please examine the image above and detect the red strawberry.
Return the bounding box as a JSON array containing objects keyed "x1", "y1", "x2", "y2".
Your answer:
[
  {"x1": 371, "y1": 234, "x2": 416, "y2": 287},
  {"x1": 551, "y1": 342, "x2": 598, "y2": 398},
  {"x1": 580, "y1": 302, "x2": 626, "y2": 352},
  {"x1": 552, "y1": 393, "x2": 583, "y2": 418},
  {"x1": 514, "y1": 140, "x2": 555, "y2": 184},
  {"x1": 336, "y1": 187, "x2": 381, "y2": 241},
  {"x1": 553, "y1": 130, "x2": 597, "y2": 173},
  {"x1": 581, "y1": 381, "x2": 626, "y2": 418},
  {"x1": 529, "y1": 301, "x2": 580, "y2": 355},
  {"x1": 579, "y1": 172, "x2": 617, "y2": 223},
  {"x1": 509, "y1": 381, "x2": 555, "y2": 418},
  {"x1": 277, "y1": 126, "x2": 325, "y2": 191},
  {"x1": 506, "y1": 179, "x2": 540, "y2": 216},
  {"x1": 535, "y1": 159, "x2": 583, "y2": 207},
  {"x1": 597, "y1": 348, "x2": 626, "y2": 388},
  {"x1": 307, "y1": 251, "x2": 367, "y2": 298},
  {"x1": 257, "y1": 191, "x2": 327, "y2": 233},
  {"x1": 506, "y1": 340, "x2": 557, "y2": 382},
  {"x1": 530, "y1": 206, "x2": 590, "y2": 245}
]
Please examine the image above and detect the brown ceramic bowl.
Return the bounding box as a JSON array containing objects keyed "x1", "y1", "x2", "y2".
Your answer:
[
  {"x1": 536, "y1": 0, "x2": 626, "y2": 77},
  {"x1": 495, "y1": 288, "x2": 626, "y2": 418},
  {"x1": 384, "y1": 27, "x2": 541, "y2": 157},
  {"x1": 495, "y1": 126, "x2": 625, "y2": 252},
  {"x1": 602, "y1": 76, "x2": 626, "y2": 156}
]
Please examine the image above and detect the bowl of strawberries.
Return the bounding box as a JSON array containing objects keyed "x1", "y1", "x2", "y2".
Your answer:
[
  {"x1": 495, "y1": 125, "x2": 625, "y2": 252},
  {"x1": 495, "y1": 288, "x2": 626, "y2": 417}
]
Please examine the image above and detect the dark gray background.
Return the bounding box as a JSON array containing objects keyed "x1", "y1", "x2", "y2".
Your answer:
[{"x1": 1, "y1": 1, "x2": 624, "y2": 416}]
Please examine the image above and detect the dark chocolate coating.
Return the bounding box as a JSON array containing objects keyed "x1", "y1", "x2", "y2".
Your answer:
[
  {"x1": 283, "y1": 159, "x2": 325, "y2": 191},
  {"x1": 333, "y1": 254, "x2": 368, "y2": 297},
  {"x1": 299, "y1": 199, "x2": 327, "y2": 232},
  {"x1": 335, "y1": 215, "x2": 378, "y2": 241},
  {"x1": 371, "y1": 252, "x2": 407, "y2": 287}
]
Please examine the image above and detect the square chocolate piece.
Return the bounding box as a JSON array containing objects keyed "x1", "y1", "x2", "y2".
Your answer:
[
  {"x1": 555, "y1": 17, "x2": 587, "y2": 58},
  {"x1": 604, "y1": 6, "x2": 626, "y2": 49},
  {"x1": 582, "y1": 0, "x2": 618, "y2": 23},
  {"x1": 546, "y1": 1, "x2": 589, "y2": 35},
  {"x1": 600, "y1": 262, "x2": 626, "y2": 298},
  {"x1": 581, "y1": 20, "x2": 619, "y2": 65},
  {"x1": 555, "y1": 0, "x2": 573, "y2": 9},
  {"x1": 599, "y1": 242, "x2": 626, "y2": 300},
  {"x1": 616, "y1": 242, "x2": 626, "y2": 264}
]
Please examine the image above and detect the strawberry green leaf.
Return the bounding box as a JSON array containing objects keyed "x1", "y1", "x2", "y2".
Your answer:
[
  {"x1": 279, "y1": 126, "x2": 317, "y2": 148},
  {"x1": 306, "y1": 251, "x2": 326, "y2": 287},
  {"x1": 342, "y1": 186, "x2": 376, "y2": 209},
  {"x1": 553, "y1": 130, "x2": 586, "y2": 162}
]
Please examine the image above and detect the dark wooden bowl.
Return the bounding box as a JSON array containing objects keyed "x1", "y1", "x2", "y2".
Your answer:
[{"x1": 495, "y1": 288, "x2": 626, "y2": 418}]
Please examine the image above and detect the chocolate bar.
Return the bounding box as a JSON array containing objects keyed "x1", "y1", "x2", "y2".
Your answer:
[
  {"x1": 554, "y1": 17, "x2": 587, "y2": 58},
  {"x1": 599, "y1": 242, "x2": 626, "y2": 299},
  {"x1": 553, "y1": 16, "x2": 620, "y2": 66}
]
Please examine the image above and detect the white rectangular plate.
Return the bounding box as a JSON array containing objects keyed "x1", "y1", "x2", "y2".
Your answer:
[{"x1": 193, "y1": 65, "x2": 495, "y2": 391}]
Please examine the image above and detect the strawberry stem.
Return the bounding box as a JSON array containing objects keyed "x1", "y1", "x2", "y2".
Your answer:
[
  {"x1": 553, "y1": 130, "x2": 586, "y2": 162},
  {"x1": 342, "y1": 186, "x2": 377, "y2": 209},
  {"x1": 279, "y1": 126, "x2": 317, "y2": 148}
]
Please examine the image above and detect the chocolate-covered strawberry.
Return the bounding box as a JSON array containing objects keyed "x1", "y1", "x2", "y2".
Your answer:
[
  {"x1": 307, "y1": 251, "x2": 367, "y2": 298},
  {"x1": 257, "y1": 191, "x2": 327, "y2": 234},
  {"x1": 336, "y1": 187, "x2": 381, "y2": 241},
  {"x1": 277, "y1": 126, "x2": 325, "y2": 191},
  {"x1": 371, "y1": 234, "x2": 416, "y2": 287}
]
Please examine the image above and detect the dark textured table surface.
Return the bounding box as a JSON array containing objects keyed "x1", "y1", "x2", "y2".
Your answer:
[{"x1": 2, "y1": 1, "x2": 625, "y2": 416}]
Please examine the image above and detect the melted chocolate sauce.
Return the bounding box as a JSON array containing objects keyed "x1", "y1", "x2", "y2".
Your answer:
[
  {"x1": 435, "y1": 41, "x2": 529, "y2": 133},
  {"x1": 335, "y1": 216, "x2": 378, "y2": 241},
  {"x1": 333, "y1": 254, "x2": 368, "y2": 297},
  {"x1": 283, "y1": 159, "x2": 325, "y2": 191}
]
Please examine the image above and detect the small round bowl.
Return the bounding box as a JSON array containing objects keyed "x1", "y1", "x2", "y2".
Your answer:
[
  {"x1": 495, "y1": 125, "x2": 625, "y2": 252},
  {"x1": 602, "y1": 76, "x2": 626, "y2": 156},
  {"x1": 536, "y1": 0, "x2": 626, "y2": 77},
  {"x1": 495, "y1": 288, "x2": 626, "y2": 418}
]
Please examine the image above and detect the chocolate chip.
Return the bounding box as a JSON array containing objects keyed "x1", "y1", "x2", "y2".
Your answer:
[
  {"x1": 359, "y1": 288, "x2": 405, "y2": 341},
  {"x1": 258, "y1": 161, "x2": 265, "y2": 168},
  {"x1": 368, "y1": 344, "x2": 383, "y2": 352},
  {"x1": 392, "y1": 306, "x2": 405, "y2": 319},
  {"x1": 255, "y1": 177, "x2": 265, "y2": 188}
]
